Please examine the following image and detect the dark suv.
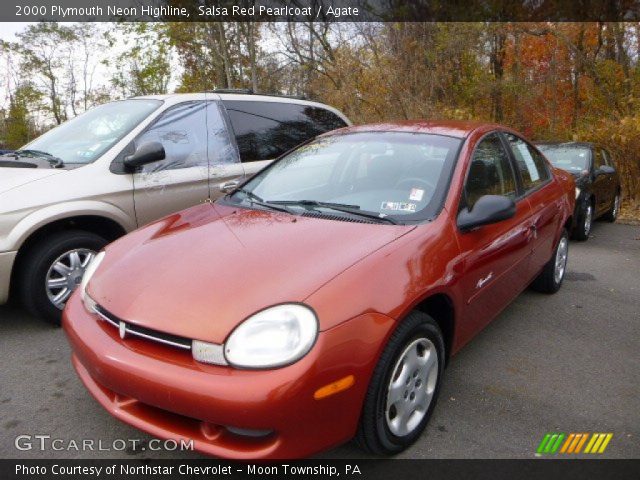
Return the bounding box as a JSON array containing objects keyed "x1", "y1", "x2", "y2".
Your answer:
[{"x1": 536, "y1": 142, "x2": 621, "y2": 240}]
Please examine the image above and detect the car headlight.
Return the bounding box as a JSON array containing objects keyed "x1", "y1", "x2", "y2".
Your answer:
[
  {"x1": 575, "y1": 187, "x2": 581, "y2": 199},
  {"x1": 80, "y1": 251, "x2": 105, "y2": 312},
  {"x1": 220, "y1": 304, "x2": 318, "y2": 369}
]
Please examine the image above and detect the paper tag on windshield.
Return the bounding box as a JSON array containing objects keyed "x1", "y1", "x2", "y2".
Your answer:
[
  {"x1": 409, "y1": 188, "x2": 424, "y2": 201},
  {"x1": 381, "y1": 202, "x2": 417, "y2": 212}
]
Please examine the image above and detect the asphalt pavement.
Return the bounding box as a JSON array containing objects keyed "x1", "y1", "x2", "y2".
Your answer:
[{"x1": 1, "y1": 221, "x2": 639, "y2": 459}]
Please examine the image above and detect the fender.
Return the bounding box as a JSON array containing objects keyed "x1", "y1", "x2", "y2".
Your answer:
[{"x1": 1, "y1": 200, "x2": 136, "y2": 253}]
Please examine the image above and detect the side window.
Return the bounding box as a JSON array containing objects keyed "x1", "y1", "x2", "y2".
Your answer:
[
  {"x1": 135, "y1": 102, "x2": 208, "y2": 172},
  {"x1": 602, "y1": 148, "x2": 615, "y2": 167},
  {"x1": 504, "y1": 133, "x2": 550, "y2": 191},
  {"x1": 222, "y1": 100, "x2": 347, "y2": 162},
  {"x1": 465, "y1": 133, "x2": 517, "y2": 209},
  {"x1": 592, "y1": 148, "x2": 607, "y2": 170},
  {"x1": 206, "y1": 102, "x2": 239, "y2": 164}
]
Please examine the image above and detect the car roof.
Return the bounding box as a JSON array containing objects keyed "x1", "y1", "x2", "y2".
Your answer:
[
  {"x1": 325, "y1": 120, "x2": 507, "y2": 139},
  {"x1": 130, "y1": 92, "x2": 351, "y2": 125}
]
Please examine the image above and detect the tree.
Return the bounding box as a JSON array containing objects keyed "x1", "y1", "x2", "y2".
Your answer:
[
  {"x1": 2, "y1": 84, "x2": 42, "y2": 148},
  {"x1": 15, "y1": 22, "x2": 77, "y2": 125},
  {"x1": 108, "y1": 23, "x2": 172, "y2": 97}
]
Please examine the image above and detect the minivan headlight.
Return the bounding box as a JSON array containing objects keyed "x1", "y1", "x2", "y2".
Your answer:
[
  {"x1": 80, "y1": 251, "x2": 105, "y2": 312},
  {"x1": 222, "y1": 304, "x2": 318, "y2": 369}
]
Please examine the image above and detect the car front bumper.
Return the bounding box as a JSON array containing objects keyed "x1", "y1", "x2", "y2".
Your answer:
[
  {"x1": 0, "y1": 251, "x2": 17, "y2": 305},
  {"x1": 63, "y1": 292, "x2": 395, "y2": 459}
]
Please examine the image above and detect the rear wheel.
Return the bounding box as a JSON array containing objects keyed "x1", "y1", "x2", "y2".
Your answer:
[
  {"x1": 356, "y1": 311, "x2": 444, "y2": 455},
  {"x1": 602, "y1": 193, "x2": 620, "y2": 222},
  {"x1": 18, "y1": 230, "x2": 107, "y2": 325},
  {"x1": 530, "y1": 229, "x2": 569, "y2": 294}
]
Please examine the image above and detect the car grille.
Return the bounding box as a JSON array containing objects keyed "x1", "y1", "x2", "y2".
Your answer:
[{"x1": 94, "y1": 305, "x2": 192, "y2": 350}]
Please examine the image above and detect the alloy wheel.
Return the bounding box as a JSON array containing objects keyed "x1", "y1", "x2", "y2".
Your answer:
[
  {"x1": 612, "y1": 195, "x2": 620, "y2": 219},
  {"x1": 45, "y1": 249, "x2": 97, "y2": 309},
  {"x1": 554, "y1": 237, "x2": 568, "y2": 284},
  {"x1": 385, "y1": 338, "x2": 439, "y2": 437},
  {"x1": 583, "y1": 205, "x2": 592, "y2": 236}
]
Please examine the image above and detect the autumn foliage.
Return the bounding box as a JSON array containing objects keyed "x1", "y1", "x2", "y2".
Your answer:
[{"x1": 1, "y1": 21, "x2": 639, "y2": 206}]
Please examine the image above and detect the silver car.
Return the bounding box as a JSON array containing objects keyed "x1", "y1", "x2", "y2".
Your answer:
[{"x1": 0, "y1": 92, "x2": 350, "y2": 323}]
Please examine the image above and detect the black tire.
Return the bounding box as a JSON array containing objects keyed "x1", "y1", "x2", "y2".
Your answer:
[
  {"x1": 18, "y1": 230, "x2": 107, "y2": 325},
  {"x1": 356, "y1": 311, "x2": 445, "y2": 455},
  {"x1": 530, "y1": 229, "x2": 569, "y2": 294},
  {"x1": 602, "y1": 192, "x2": 620, "y2": 223},
  {"x1": 571, "y1": 200, "x2": 592, "y2": 241}
]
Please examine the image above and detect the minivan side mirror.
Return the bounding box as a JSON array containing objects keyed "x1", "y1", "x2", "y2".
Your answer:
[
  {"x1": 123, "y1": 142, "x2": 165, "y2": 170},
  {"x1": 457, "y1": 195, "x2": 516, "y2": 231}
]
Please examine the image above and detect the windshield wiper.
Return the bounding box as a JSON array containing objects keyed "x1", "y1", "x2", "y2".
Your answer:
[
  {"x1": 270, "y1": 200, "x2": 398, "y2": 224},
  {"x1": 232, "y1": 188, "x2": 293, "y2": 214},
  {"x1": 13, "y1": 149, "x2": 65, "y2": 168}
]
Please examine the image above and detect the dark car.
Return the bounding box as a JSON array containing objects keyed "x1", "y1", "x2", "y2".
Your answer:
[{"x1": 536, "y1": 142, "x2": 621, "y2": 240}]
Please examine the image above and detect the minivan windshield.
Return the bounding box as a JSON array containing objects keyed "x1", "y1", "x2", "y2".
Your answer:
[
  {"x1": 537, "y1": 145, "x2": 590, "y2": 173},
  {"x1": 231, "y1": 131, "x2": 462, "y2": 223},
  {"x1": 21, "y1": 99, "x2": 162, "y2": 167}
]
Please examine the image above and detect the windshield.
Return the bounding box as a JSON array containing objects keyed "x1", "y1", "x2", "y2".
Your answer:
[
  {"x1": 231, "y1": 131, "x2": 462, "y2": 222},
  {"x1": 22, "y1": 99, "x2": 162, "y2": 166},
  {"x1": 537, "y1": 145, "x2": 590, "y2": 172}
]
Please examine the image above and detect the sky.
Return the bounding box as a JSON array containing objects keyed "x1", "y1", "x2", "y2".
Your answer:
[{"x1": 0, "y1": 22, "x2": 31, "y2": 41}]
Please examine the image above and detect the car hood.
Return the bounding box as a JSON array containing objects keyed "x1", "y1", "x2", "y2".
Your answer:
[
  {"x1": 0, "y1": 168, "x2": 63, "y2": 194},
  {"x1": 89, "y1": 203, "x2": 415, "y2": 344}
]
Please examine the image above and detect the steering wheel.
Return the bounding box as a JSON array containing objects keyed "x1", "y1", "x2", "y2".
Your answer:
[{"x1": 394, "y1": 177, "x2": 435, "y2": 192}]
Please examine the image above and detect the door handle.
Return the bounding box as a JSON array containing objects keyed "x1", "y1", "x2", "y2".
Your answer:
[{"x1": 219, "y1": 180, "x2": 240, "y2": 193}]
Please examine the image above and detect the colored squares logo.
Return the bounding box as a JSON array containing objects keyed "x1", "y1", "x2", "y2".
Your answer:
[{"x1": 537, "y1": 433, "x2": 613, "y2": 454}]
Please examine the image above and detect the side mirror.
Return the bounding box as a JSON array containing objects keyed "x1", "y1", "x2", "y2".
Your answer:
[
  {"x1": 595, "y1": 165, "x2": 615, "y2": 176},
  {"x1": 123, "y1": 142, "x2": 165, "y2": 170},
  {"x1": 457, "y1": 195, "x2": 516, "y2": 231}
]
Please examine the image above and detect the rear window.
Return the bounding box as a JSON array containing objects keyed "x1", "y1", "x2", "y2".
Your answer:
[
  {"x1": 537, "y1": 144, "x2": 591, "y2": 173},
  {"x1": 504, "y1": 133, "x2": 550, "y2": 191},
  {"x1": 222, "y1": 100, "x2": 347, "y2": 162}
]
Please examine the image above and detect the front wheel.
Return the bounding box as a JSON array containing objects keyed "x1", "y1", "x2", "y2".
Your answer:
[
  {"x1": 530, "y1": 229, "x2": 569, "y2": 294},
  {"x1": 572, "y1": 202, "x2": 592, "y2": 241},
  {"x1": 18, "y1": 230, "x2": 107, "y2": 325},
  {"x1": 356, "y1": 311, "x2": 444, "y2": 455}
]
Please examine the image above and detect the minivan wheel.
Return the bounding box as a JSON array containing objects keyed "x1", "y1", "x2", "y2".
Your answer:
[
  {"x1": 18, "y1": 230, "x2": 107, "y2": 325},
  {"x1": 572, "y1": 202, "x2": 592, "y2": 241},
  {"x1": 602, "y1": 193, "x2": 620, "y2": 222},
  {"x1": 530, "y1": 229, "x2": 569, "y2": 294},
  {"x1": 356, "y1": 311, "x2": 444, "y2": 455}
]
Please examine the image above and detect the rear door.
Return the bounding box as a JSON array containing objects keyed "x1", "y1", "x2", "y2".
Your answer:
[
  {"x1": 205, "y1": 100, "x2": 244, "y2": 201},
  {"x1": 502, "y1": 133, "x2": 559, "y2": 275},
  {"x1": 221, "y1": 100, "x2": 348, "y2": 178},
  {"x1": 455, "y1": 132, "x2": 534, "y2": 342}
]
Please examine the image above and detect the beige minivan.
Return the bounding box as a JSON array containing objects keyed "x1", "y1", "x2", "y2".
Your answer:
[{"x1": 0, "y1": 91, "x2": 350, "y2": 323}]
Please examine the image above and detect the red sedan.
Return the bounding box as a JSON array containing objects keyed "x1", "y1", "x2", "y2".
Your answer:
[{"x1": 63, "y1": 121, "x2": 575, "y2": 459}]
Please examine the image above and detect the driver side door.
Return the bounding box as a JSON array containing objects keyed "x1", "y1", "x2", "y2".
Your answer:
[
  {"x1": 454, "y1": 132, "x2": 535, "y2": 346},
  {"x1": 131, "y1": 101, "x2": 211, "y2": 226}
]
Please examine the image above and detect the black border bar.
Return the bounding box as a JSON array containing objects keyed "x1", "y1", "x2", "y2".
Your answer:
[
  {"x1": 3, "y1": 0, "x2": 640, "y2": 22},
  {"x1": 3, "y1": 459, "x2": 640, "y2": 480}
]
